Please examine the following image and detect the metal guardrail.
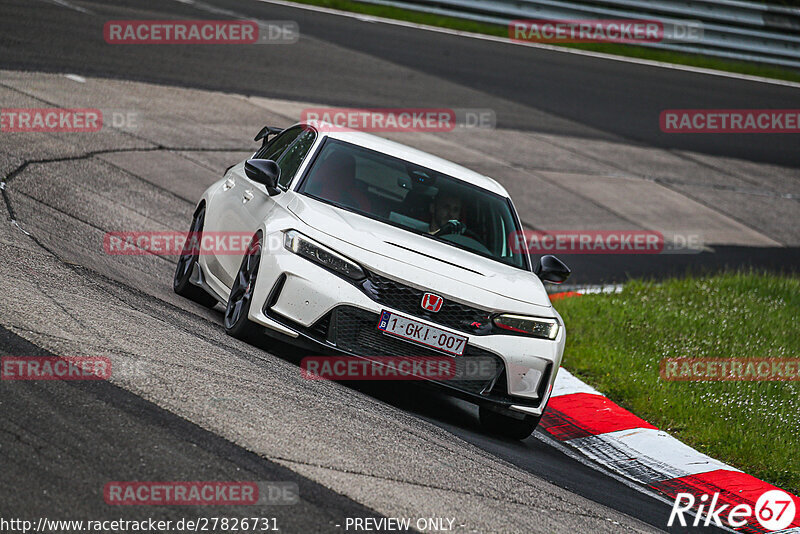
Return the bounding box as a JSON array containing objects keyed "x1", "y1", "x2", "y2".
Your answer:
[{"x1": 358, "y1": 0, "x2": 800, "y2": 69}]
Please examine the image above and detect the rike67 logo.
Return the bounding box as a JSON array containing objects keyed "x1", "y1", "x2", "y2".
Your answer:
[{"x1": 669, "y1": 490, "x2": 798, "y2": 531}]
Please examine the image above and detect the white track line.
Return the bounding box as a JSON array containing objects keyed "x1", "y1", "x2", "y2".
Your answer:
[
  {"x1": 254, "y1": 0, "x2": 800, "y2": 89},
  {"x1": 64, "y1": 74, "x2": 86, "y2": 83},
  {"x1": 42, "y1": 0, "x2": 92, "y2": 14}
]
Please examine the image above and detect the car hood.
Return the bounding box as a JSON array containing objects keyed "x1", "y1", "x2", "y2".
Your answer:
[{"x1": 287, "y1": 194, "x2": 552, "y2": 309}]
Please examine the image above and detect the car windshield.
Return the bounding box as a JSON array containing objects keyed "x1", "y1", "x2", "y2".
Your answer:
[{"x1": 298, "y1": 138, "x2": 528, "y2": 270}]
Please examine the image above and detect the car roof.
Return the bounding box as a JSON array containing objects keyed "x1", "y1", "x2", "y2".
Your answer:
[{"x1": 300, "y1": 123, "x2": 510, "y2": 198}]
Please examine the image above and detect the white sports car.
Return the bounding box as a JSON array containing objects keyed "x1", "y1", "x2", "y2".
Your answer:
[{"x1": 174, "y1": 123, "x2": 571, "y2": 439}]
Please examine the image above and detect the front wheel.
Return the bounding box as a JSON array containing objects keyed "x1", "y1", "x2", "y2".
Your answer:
[
  {"x1": 479, "y1": 406, "x2": 541, "y2": 440},
  {"x1": 173, "y1": 206, "x2": 218, "y2": 308},
  {"x1": 224, "y1": 232, "x2": 263, "y2": 341}
]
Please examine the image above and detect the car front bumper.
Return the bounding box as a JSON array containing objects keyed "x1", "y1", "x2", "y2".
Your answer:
[{"x1": 246, "y1": 232, "x2": 564, "y2": 417}]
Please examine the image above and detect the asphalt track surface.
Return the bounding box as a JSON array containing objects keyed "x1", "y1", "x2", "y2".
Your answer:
[
  {"x1": 1, "y1": 0, "x2": 797, "y2": 532},
  {"x1": 0, "y1": 71, "x2": 709, "y2": 529},
  {"x1": 0, "y1": 326, "x2": 388, "y2": 531},
  {"x1": 1, "y1": 0, "x2": 799, "y2": 167},
  {"x1": 2, "y1": 0, "x2": 799, "y2": 283}
]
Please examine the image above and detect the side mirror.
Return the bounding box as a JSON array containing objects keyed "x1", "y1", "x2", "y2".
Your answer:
[
  {"x1": 244, "y1": 159, "x2": 281, "y2": 196},
  {"x1": 534, "y1": 255, "x2": 571, "y2": 284}
]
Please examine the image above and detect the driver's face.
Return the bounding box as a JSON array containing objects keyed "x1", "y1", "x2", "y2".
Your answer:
[{"x1": 432, "y1": 194, "x2": 462, "y2": 229}]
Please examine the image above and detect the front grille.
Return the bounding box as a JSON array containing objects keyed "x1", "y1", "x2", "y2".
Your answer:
[
  {"x1": 360, "y1": 272, "x2": 493, "y2": 335},
  {"x1": 328, "y1": 306, "x2": 503, "y2": 396}
]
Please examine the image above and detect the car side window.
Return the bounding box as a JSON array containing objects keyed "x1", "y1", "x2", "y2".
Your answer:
[
  {"x1": 255, "y1": 126, "x2": 303, "y2": 161},
  {"x1": 275, "y1": 129, "x2": 317, "y2": 188}
]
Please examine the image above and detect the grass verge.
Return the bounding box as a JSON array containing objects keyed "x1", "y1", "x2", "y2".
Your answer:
[
  {"x1": 551, "y1": 272, "x2": 800, "y2": 494},
  {"x1": 287, "y1": 0, "x2": 800, "y2": 83}
]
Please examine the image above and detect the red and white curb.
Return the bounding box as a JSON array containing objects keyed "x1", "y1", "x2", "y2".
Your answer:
[
  {"x1": 547, "y1": 284, "x2": 623, "y2": 299},
  {"x1": 545, "y1": 368, "x2": 800, "y2": 533}
]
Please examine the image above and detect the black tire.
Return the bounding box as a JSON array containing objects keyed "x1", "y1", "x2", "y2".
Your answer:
[
  {"x1": 479, "y1": 406, "x2": 541, "y2": 440},
  {"x1": 173, "y1": 206, "x2": 218, "y2": 308},
  {"x1": 224, "y1": 232, "x2": 263, "y2": 341}
]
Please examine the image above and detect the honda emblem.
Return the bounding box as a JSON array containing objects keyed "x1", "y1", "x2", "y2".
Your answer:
[{"x1": 421, "y1": 292, "x2": 443, "y2": 313}]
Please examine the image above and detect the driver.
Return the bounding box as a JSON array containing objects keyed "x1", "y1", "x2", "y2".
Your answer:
[{"x1": 428, "y1": 188, "x2": 464, "y2": 236}]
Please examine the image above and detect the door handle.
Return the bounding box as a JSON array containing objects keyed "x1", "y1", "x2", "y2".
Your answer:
[
  {"x1": 223, "y1": 177, "x2": 235, "y2": 191},
  {"x1": 242, "y1": 190, "x2": 254, "y2": 203}
]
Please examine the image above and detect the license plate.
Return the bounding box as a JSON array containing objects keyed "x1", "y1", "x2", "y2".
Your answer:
[{"x1": 377, "y1": 310, "x2": 468, "y2": 356}]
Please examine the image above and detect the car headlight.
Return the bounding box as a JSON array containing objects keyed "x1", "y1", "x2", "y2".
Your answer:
[
  {"x1": 493, "y1": 314, "x2": 559, "y2": 339},
  {"x1": 284, "y1": 230, "x2": 365, "y2": 281}
]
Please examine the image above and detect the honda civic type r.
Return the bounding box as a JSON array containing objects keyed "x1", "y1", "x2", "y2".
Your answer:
[{"x1": 173, "y1": 123, "x2": 571, "y2": 439}]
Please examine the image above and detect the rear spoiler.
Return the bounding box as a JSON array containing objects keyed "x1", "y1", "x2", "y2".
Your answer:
[{"x1": 254, "y1": 126, "x2": 284, "y2": 146}]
